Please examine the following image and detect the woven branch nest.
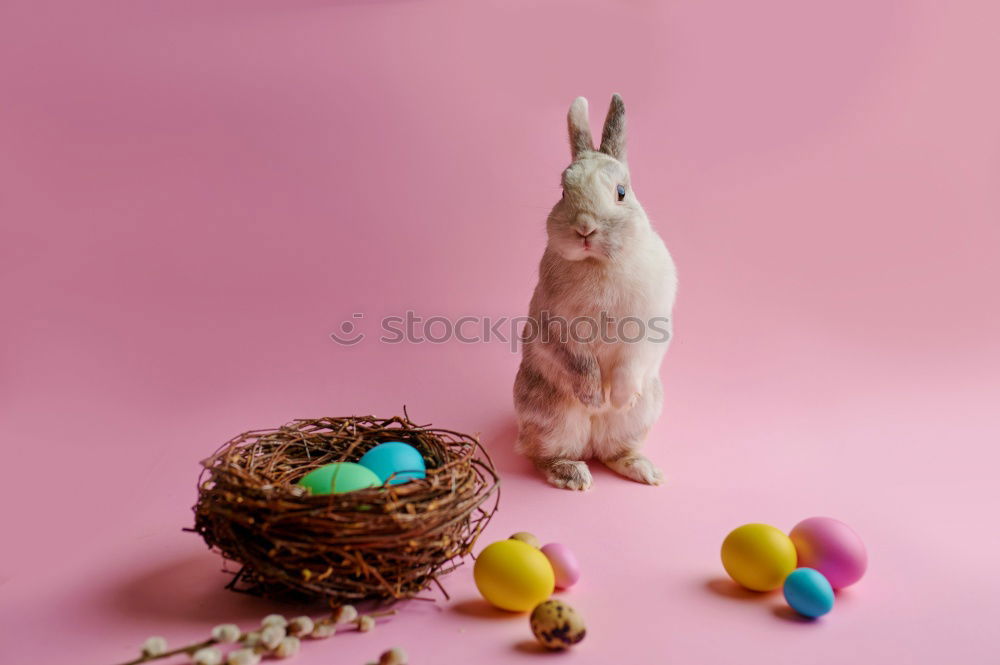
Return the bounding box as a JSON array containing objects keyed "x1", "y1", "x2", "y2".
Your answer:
[{"x1": 191, "y1": 414, "x2": 500, "y2": 605}]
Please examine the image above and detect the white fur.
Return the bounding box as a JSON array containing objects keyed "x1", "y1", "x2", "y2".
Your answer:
[{"x1": 513, "y1": 95, "x2": 677, "y2": 490}]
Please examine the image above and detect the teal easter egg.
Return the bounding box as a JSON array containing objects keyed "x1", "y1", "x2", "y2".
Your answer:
[
  {"x1": 298, "y1": 462, "x2": 382, "y2": 495},
  {"x1": 783, "y1": 568, "x2": 835, "y2": 618},
  {"x1": 359, "y1": 441, "x2": 427, "y2": 486}
]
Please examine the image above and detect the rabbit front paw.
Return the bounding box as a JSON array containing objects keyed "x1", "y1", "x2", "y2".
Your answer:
[{"x1": 604, "y1": 453, "x2": 663, "y2": 486}]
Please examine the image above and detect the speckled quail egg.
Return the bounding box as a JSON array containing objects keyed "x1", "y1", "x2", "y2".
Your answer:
[{"x1": 529, "y1": 600, "x2": 586, "y2": 650}]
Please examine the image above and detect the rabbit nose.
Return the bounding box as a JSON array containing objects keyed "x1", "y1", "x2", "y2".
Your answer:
[{"x1": 575, "y1": 213, "x2": 597, "y2": 237}]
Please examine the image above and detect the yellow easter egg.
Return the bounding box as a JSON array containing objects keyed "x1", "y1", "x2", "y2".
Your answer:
[
  {"x1": 720, "y1": 523, "x2": 797, "y2": 591},
  {"x1": 474, "y1": 539, "x2": 555, "y2": 612}
]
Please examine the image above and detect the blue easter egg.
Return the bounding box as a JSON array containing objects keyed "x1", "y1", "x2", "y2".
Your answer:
[
  {"x1": 783, "y1": 568, "x2": 835, "y2": 618},
  {"x1": 359, "y1": 441, "x2": 426, "y2": 485}
]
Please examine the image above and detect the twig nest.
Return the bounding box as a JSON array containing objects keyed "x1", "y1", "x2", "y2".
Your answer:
[
  {"x1": 192, "y1": 415, "x2": 499, "y2": 604},
  {"x1": 141, "y1": 636, "x2": 167, "y2": 657},
  {"x1": 529, "y1": 600, "x2": 586, "y2": 650},
  {"x1": 192, "y1": 647, "x2": 223, "y2": 665}
]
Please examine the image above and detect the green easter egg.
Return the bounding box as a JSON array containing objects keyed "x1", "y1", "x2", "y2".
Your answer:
[{"x1": 298, "y1": 462, "x2": 382, "y2": 495}]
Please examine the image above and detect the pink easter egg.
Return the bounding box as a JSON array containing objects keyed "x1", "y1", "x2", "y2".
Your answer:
[
  {"x1": 541, "y1": 543, "x2": 581, "y2": 590},
  {"x1": 789, "y1": 517, "x2": 867, "y2": 589}
]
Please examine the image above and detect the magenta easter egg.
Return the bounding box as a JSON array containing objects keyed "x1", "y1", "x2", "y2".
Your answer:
[
  {"x1": 541, "y1": 543, "x2": 581, "y2": 590},
  {"x1": 789, "y1": 517, "x2": 867, "y2": 589}
]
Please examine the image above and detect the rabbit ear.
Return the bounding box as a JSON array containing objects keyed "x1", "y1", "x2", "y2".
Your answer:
[
  {"x1": 599, "y1": 93, "x2": 626, "y2": 161},
  {"x1": 567, "y1": 97, "x2": 594, "y2": 160}
]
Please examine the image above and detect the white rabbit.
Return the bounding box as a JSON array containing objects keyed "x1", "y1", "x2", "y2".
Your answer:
[{"x1": 513, "y1": 94, "x2": 678, "y2": 490}]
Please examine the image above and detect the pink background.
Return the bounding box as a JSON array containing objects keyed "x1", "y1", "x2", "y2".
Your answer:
[{"x1": 2, "y1": 1, "x2": 999, "y2": 663}]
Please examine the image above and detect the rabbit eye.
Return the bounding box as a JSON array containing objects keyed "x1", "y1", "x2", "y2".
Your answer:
[{"x1": 616, "y1": 184, "x2": 626, "y2": 201}]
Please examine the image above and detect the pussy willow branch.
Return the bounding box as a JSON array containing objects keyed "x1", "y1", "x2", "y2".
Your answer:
[
  {"x1": 114, "y1": 639, "x2": 216, "y2": 665},
  {"x1": 111, "y1": 610, "x2": 397, "y2": 665}
]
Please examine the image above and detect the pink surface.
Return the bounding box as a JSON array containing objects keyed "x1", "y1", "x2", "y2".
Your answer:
[{"x1": 2, "y1": 1, "x2": 999, "y2": 663}]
